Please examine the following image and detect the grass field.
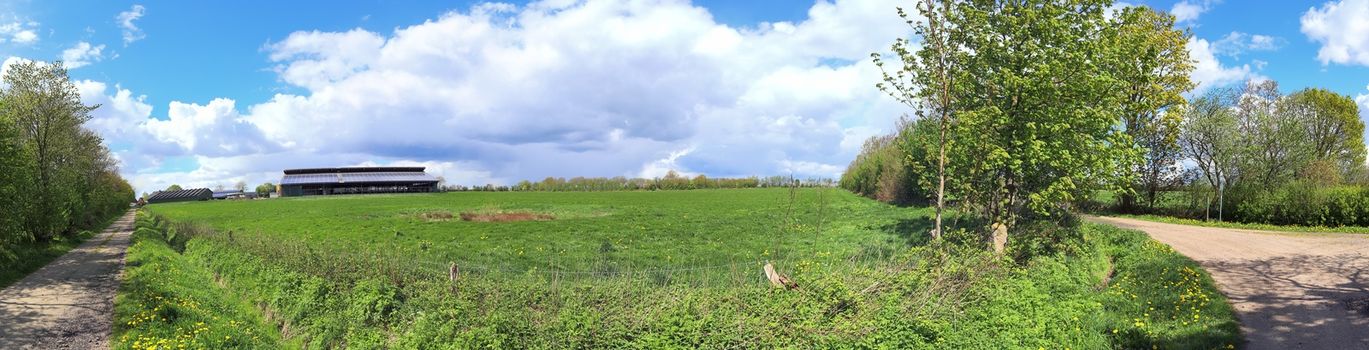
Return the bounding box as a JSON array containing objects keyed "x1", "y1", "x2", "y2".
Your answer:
[
  {"x1": 126, "y1": 189, "x2": 1240, "y2": 348},
  {"x1": 145, "y1": 189, "x2": 917, "y2": 275}
]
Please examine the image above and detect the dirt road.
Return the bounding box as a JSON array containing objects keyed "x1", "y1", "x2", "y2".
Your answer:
[
  {"x1": 1089, "y1": 216, "x2": 1369, "y2": 350},
  {"x1": 0, "y1": 210, "x2": 135, "y2": 349}
]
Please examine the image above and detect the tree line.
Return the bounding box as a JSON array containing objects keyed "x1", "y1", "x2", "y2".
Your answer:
[
  {"x1": 1175, "y1": 81, "x2": 1365, "y2": 225},
  {"x1": 845, "y1": 1, "x2": 1211, "y2": 252},
  {"x1": 447, "y1": 172, "x2": 833, "y2": 192},
  {"x1": 0, "y1": 61, "x2": 134, "y2": 262},
  {"x1": 846, "y1": 0, "x2": 1369, "y2": 245}
]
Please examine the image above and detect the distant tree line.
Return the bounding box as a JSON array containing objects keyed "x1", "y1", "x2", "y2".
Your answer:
[
  {"x1": 1173, "y1": 81, "x2": 1366, "y2": 225},
  {"x1": 0, "y1": 61, "x2": 134, "y2": 262},
  {"x1": 444, "y1": 171, "x2": 834, "y2": 192}
]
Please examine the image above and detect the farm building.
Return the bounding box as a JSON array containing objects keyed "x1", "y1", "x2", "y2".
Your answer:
[
  {"x1": 146, "y1": 188, "x2": 213, "y2": 204},
  {"x1": 212, "y1": 190, "x2": 257, "y2": 200},
  {"x1": 279, "y1": 167, "x2": 440, "y2": 197}
]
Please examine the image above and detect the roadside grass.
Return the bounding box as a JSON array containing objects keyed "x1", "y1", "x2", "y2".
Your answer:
[
  {"x1": 1112, "y1": 213, "x2": 1369, "y2": 235},
  {"x1": 136, "y1": 189, "x2": 1239, "y2": 348},
  {"x1": 111, "y1": 211, "x2": 288, "y2": 350},
  {"x1": 0, "y1": 212, "x2": 121, "y2": 289}
]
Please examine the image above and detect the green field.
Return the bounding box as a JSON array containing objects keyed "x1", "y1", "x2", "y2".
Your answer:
[
  {"x1": 123, "y1": 189, "x2": 1239, "y2": 348},
  {"x1": 145, "y1": 189, "x2": 916, "y2": 275}
]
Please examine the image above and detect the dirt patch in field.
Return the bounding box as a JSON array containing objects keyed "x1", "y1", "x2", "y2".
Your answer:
[
  {"x1": 417, "y1": 211, "x2": 454, "y2": 222},
  {"x1": 459, "y1": 212, "x2": 555, "y2": 222}
]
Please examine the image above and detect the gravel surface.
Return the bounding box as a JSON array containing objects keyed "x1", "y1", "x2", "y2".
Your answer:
[
  {"x1": 1089, "y1": 216, "x2": 1369, "y2": 350},
  {"x1": 0, "y1": 210, "x2": 134, "y2": 350}
]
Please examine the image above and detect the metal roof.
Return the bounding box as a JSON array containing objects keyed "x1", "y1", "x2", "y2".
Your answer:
[
  {"x1": 280, "y1": 171, "x2": 438, "y2": 185},
  {"x1": 283, "y1": 167, "x2": 426, "y2": 175},
  {"x1": 147, "y1": 188, "x2": 213, "y2": 202}
]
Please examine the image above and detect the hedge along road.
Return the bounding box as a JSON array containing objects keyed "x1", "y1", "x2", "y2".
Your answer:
[
  {"x1": 0, "y1": 210, "x2": 135, "y2": 350},
  {"x1": 1088, "y1": 216, "x2": 1369, "y2": 350}
]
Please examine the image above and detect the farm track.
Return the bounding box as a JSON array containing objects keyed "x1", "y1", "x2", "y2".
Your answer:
[
  {"x1": 0, "y1": 210, "x2": 135, "y2": 350},
  {"x1": 1088, "y1": 216, "x2": 1369, "y2": 350}
]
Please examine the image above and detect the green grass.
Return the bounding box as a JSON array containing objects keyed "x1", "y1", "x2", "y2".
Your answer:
[
  {"x1": 112, "y1": 212, "x2": 287, "y2": 349},
  {"x1": 0, "y1": 213, "x2": 120, "y2": 289},
  {"x1": 145, "y1": 189, "x2": 912, "y2": 273},
  {"x1": 1112, "y1": 213, "x2": 1369, "y2": 235},
  {"x1": 134, "y1": 189, "x2": 1239, "y2": 348}
]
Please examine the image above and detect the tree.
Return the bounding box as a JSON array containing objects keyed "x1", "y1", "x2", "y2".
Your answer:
[
  {"x1": 2, "y1": 60, "x2": 98, "y2": 240},
  {"x1": 875, "y1": 0, "x2": 959, "y2": 240},
  {"x1": 166, "y1": 184, "x2": 184, "y2": 192},
  {"x1": 1180, "y1": 88, "x2": 1241, "y2": 220},
  {"x1": 256, "y1": 183, "x2": 273, "y2": 196},
  {"x1": 1235, "y1": 80, "x2": 1311, "y2": 186},
  {"x1": 234, "y1": 180, "x2": 247, "y2": 192},
  {"x1": 932, "y1": 0, "x2": 1139, "y2": 253},
  {"x1": 1110, "y1": 6, "x2": 1194, "y2": 211},
  {"x1": 0, "y1": 99, "x2": 34, "y2": 260},
  {"x1": 1283, "y1": 88, "x2": 1365, "y2": 177}
]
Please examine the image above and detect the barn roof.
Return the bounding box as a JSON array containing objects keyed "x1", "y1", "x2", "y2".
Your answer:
[
  {"x1": 280, "y1": 168, "x2": 439, "y2": 186},
  {"x1": 147, "y1": 188, "x2": 213, "y2": 202}
]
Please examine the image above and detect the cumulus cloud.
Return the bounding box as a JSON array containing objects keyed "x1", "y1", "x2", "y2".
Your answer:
[
  {"x1": 1302, "y1": 0, "x2": 1369, "y2": 66},
  {"x1": 0, "y1": 21, "x2": 39, "y2": 44},
  {"x1": 1210, "y1": 32, "x2": 1285, "y2": 57},
  {"x1": 60, "y1": 42, "x2": 105, "y2": 68},
  {"x1": 117, "y1": 4, "x2": 146, "y2": 45},
  {"x1": 55, "y1": 0, "x2": 916, "y2": 194},
  {"x1": 1170, "y1": 0, "x2": 1216, "y2": 24},
  {"x1": 1187, "y1": 37, "x2": 1255, "y2": 94}
]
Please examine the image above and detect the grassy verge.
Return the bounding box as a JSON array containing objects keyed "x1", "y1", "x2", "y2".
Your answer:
[
  {"x1": 111, "y1": 211, "x2": 287, "y2": 349},
  {"x1": 1112, "y1": 213, "x2": 1369, "y2": 235},
  {"x1": 138, "y1": 191, "x2": 1239, "y2": 348},
  {"x1": 0, "y1": 212, "x2": 121, "y2": 289}
]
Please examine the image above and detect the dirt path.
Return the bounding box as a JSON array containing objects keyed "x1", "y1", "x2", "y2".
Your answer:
[
  {"x1": 0, "y1": 210, "x2": 135, "y2": 350},
  {"x1": 1088, "y1": 216, "x2": 1369, "y2": 350}
]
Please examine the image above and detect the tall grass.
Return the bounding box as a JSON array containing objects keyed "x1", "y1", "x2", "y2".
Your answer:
[{"x1": 131, "y1": 190, "x2": 1239, "y2": 348}]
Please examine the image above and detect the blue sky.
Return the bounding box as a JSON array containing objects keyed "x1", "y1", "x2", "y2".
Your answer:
[{"x1": 1, "y1": 0, "x2": 1367, "y2": 195}]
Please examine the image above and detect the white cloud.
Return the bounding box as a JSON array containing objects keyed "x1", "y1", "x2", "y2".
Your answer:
[
  {"x1": 60, "y1": 42, "x2": 105, "y2": 68},
  {"x1": 50, "y1": 0, "x2": 915, "y2": 194},
  {"x1": 1171, "y1": 0, "x2": 1216, "y2": 24},
  {"x1": 1302, "y1": 0, "x2": 1369, "y2": 66},
  {"x1": 1357, "y1": 84, "x2": 1369, "y2": 128},
  {"x1": 117, "y1": 4, "x2": 146, "y2": 45},
  {"x1": 0, "y1": 20, "x2": 39, "y2": 44},
  {"x1": 1187, "y1": 37, "x2": 1254, "y2": 94},
  {"x1": 1210, "y1": 32, "x2": 1285, "y2": 57},
  {"x1": 638, "y1": 146, "x2": 697, "y2": 178},
  {"x1": 11, "y1": 29, "x2": 35, "y2": 44}
]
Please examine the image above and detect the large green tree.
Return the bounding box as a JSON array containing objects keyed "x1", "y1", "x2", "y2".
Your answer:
[
  {"x1": 945, "y1": 0, "x2": 1141, "y2": 252},
  {"x1": 1110, "y1": 6, "x2": 1194, "y2": 211},
  {"x1": 1, "y1": 60, "x2": 98, "y2": 239},
  {"x1": 1283, "y1": 88, "x2": 1365, "y2": 178}
]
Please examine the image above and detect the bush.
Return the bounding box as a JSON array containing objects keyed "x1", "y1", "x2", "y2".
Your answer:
[{"x1": 1225, "y1": 182, "x2": 1369, "y2": 228}]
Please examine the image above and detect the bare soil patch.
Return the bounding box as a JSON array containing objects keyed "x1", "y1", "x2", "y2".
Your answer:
[
  {"x1": 459, "y1": 212, "x2": 555, "y2": 222},
  {"x1": 416, "y1": 211, "x2": 454, "y2": 222}
]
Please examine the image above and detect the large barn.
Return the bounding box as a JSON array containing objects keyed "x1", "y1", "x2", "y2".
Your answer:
[
  {"x1": 146, "y1": 188, "x2": 213, "y2": 204},
  {"x1": 279, "y1": 167, "x2": 440, "y2": 197}
]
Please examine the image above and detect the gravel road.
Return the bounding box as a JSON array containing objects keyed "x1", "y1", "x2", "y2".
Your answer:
[
  {"x1": 0, "y1": 210, "x2": 134, "y2": 350},
  {"x1": 1089, "y1": 216, "x2": 1369, "y2": 350}
]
